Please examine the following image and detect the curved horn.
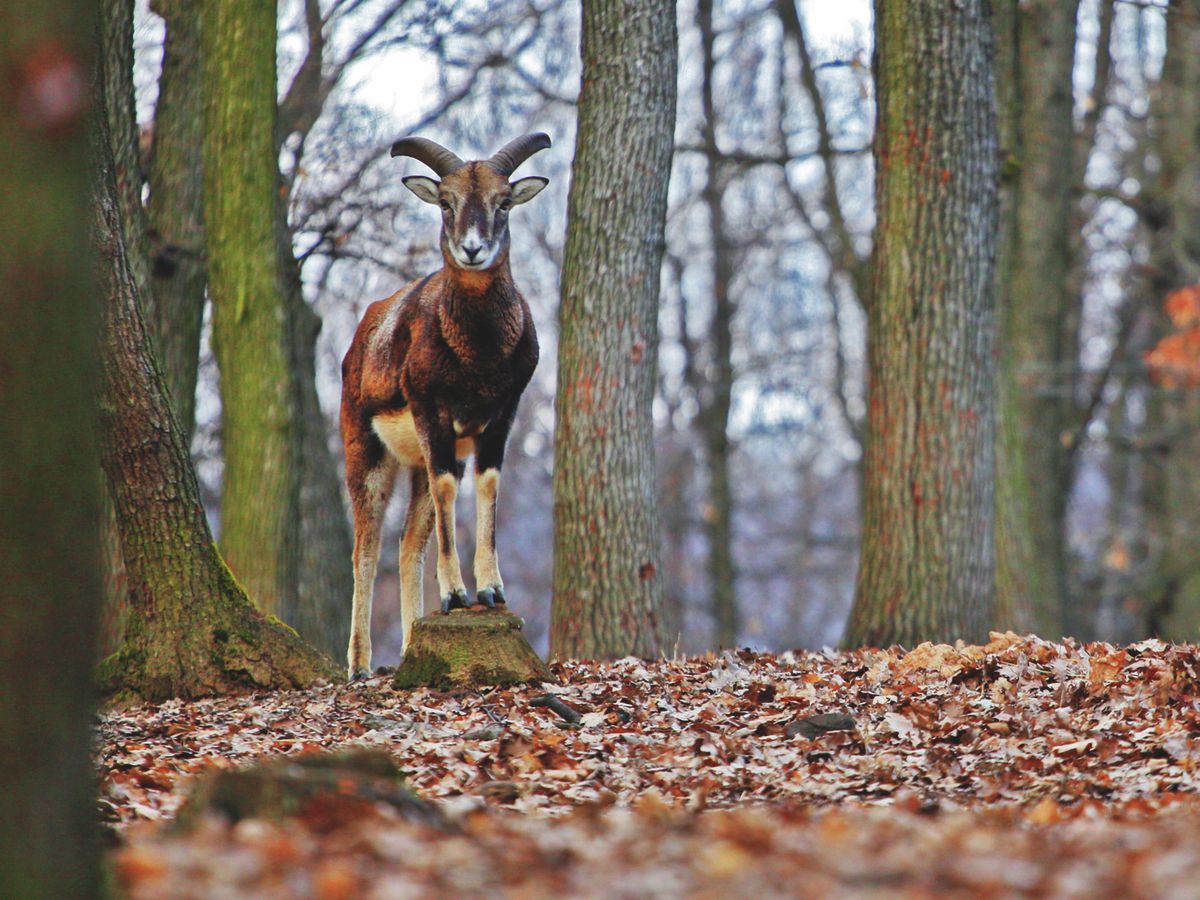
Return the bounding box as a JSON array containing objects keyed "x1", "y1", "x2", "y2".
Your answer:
[
  {"x1": 487, "y1": 132, "x2": 552, "y2": 176},
  {"x1": 389, "y1": 137, "x2": 465, "y2": 177}
]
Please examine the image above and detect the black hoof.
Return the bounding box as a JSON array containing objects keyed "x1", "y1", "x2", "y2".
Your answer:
[
  {"x1": 440, "y1": 588, "x2": 471, "y2": 614},
  {"x1": 349, "y1": 668, "x2": 371, "y2": 682},
  {"x1": 477, "y1": 587, "x2": 497, "y2": 609}
]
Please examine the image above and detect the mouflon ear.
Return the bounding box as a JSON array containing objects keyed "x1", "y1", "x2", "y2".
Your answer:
[
  {"x1": 402, "y1": 175, "x2": 441, "y2": 205},
  {"x1": 510, "y1": 176, "x2": 549, "y2": 206}
]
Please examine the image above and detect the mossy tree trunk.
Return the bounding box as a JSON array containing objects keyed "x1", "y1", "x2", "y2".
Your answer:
[
  {"x1": 992, "y1": 0, "x2": 1080, "y2": 638},
  {"x1": 844, "y1": 0, "x2": 999, "y2": 647},
  {"x1": 94, "y1": 0, "x2": 337, "y2": 703},
  {"x1": 1145, "y1": 3, "x2": 1200, "y2": 640},
  {"x1": 550, "y1": 0, "x2": 676, "y2": 659},
  {"x1": 95, "y1": 127, "x2": 338, "y2": 702},
  {"x1": 990, "y1": 0, "x2": 1035, "y2": 635},
  {"x1": 0, "y1": 5, "x2": 100, "y2": 896},
  {"x1": 202, "y1": 0, "x2": 299, "y2": 619},
  {"x1": 95, "y1": 0, "x2": 148, "y2": 664}
]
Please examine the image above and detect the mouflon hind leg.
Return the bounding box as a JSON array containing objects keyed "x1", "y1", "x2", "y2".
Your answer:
[
  {"x1": 398, "y1": 466, "x2": 435, "y2": 654},
  {"x1": 346, "y1": 450, "x2": 397, "y2": 681}
]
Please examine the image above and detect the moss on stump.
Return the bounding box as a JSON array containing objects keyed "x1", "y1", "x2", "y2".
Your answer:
[{"x1": 393, "y1": 609, "x2": 552, "y2": 690}]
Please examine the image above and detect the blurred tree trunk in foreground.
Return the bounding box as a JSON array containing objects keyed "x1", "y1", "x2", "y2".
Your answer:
[
  {"x1": 0, "y1": 6, "x2": 100, "y2": 896},
  {"x1": 845, "y1": 0, "x2": 999, "y2": 647},
  {"x1": 993, "y1": 0, "x2": 1081, "y2": 638},
  {"x1": 96, "y1": 0, "x2": 337, "y2": 703},
  {"x1": 202, "y1": 0, "x2": 299, "y2": 619},
  {"x1": 551, "y1": 0, "x2": 675, "y2": 659}
]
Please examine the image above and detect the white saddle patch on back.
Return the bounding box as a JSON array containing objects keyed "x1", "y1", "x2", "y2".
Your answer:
[{"x1": 373, "y1": 410, "x2": 474, "y2": 466}]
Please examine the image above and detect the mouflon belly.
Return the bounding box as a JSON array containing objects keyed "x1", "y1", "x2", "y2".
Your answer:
[{"x1": 372, "y1": 410, "x2": 475, "y2": 466}]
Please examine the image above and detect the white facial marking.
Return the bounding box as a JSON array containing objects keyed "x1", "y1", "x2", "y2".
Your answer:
[{"x1": 452, "y1": 223, "x2": 500, "y2": 270}]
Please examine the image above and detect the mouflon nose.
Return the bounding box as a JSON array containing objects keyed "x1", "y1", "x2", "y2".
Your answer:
[{"x1": 463, "y1": 243, "x2": 483, "y2": 262}]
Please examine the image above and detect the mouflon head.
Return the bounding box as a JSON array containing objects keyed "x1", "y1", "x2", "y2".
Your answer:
[{"x1": 391, "y1": 133, "x2": 551, "y2": 272}]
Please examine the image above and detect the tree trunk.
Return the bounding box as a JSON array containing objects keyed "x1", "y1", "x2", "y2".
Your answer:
[
  {"x1": 1146, "y1": 1, "x2": 1200, "y2": 640},
  {"x1": 94, "y1": 2, "x2": 337, "y2": 702},
  {"x1": 993, "y1": 0, "x2": 1080, "y2": 638},
  {"x1": 696, "y1": 0, "x2": 739, "y2": 649},
  {"x1": 844, "y1": 0, "x2": 999, "y2": 647},
  {"x1": 147, "y1": 0, "x2": 206, "y2": 439},
  {"x1": 990, "y1": 0, "x2": 1034, "y2": 634},
  {"x1": 252, "y1": 2, "x2": 355, "y2": 660},
  {"x1": 95, "y1": 0, "x2": 150, "y2": 661},
  {"x1": 550, "y1": 0, "x2": 675, "y2": 659},
  {"x1": 202, "y1": 0, "x2": 298, "y2": 618},
  {"x1": 278, "y1": 198, "x2": 354, "y2": 659},
  {"x1": 94, "y1": 128, "x2": 338, "y2": 703},
  {"x1": 98, "y1": 487, "x2": 130, "y2": 657},
  {"x1": 0, "y1": 7, "x2": 100, "y2": 896}
]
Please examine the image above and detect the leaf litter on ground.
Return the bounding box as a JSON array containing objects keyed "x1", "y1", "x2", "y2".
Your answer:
[{"x1": 99, "y1": 633, "x2": 1200, "y2": 897}]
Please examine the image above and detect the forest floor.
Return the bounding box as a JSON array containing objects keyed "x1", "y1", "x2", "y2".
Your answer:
[{"x1": 98, "y1": 633, "x2": 1200, "y2": 898}]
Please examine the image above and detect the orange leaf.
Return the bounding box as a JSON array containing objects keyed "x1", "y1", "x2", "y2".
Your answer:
[
  {"x1": 1145, "y1": 328, "x2": 1200, "y2": 388},
  {"x1": 1165, "y1": 284, "x2": 1200, "y2": 328}
]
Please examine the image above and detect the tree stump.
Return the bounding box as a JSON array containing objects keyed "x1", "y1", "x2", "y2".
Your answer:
[
  {"x1": 393, "y1": 608, "x2": 552, "y2": 690},
  {"x1": 173, "y1": 749, "x2": 444, "y2": 832}
]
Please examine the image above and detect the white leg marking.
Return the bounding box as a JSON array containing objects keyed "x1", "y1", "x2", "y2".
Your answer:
[
  {"x1": 399, "y1": 470, "x2": 435, "y2": 653},
  {"x1": 474, "y1": 468, "x2": 502, "y2": 591},
  {"x1": 348, "y1": 464, "x2": 394, "y2": 677},
  {"x1": 431, "y1": 472, "x2": 466, "y2": 598}
]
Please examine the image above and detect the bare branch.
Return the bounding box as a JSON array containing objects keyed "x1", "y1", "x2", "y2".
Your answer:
[{"x1": 775, "y1": 0, "x2": 869, "y2": 308}]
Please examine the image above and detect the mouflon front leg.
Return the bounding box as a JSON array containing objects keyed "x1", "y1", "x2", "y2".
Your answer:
[
  {"x1": 412, "y1": 401, "x2": 470, "y2": 614},
  {"x1": 398, "y1": 466, "x2": 436, "y2": 653},
  {"x1": 345, "y1": 451, "x2": 397, "y2": 680},
  {"x1": 472, "y1": 411, "x2": 516, "y2": 609}
]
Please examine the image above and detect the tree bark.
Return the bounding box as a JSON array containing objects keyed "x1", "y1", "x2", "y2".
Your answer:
[
  {"x1": 844, "y1": 0, "x2": 999, "y2": 647},
  {"x1": 202, "y1": 0, "x2": 299, "y2": 618},
  {"x1": 393, "y1": 610, "x2": 551, "y2": 690},
  {"x1": 94, "y1": 0, "x2": 337, "y2": 702},
  {"x1": 1145, "y1": 1, "x2": 1200, "y2": 640},
  {"x1": 550, "y1": 0, "x2": 675, "y2": 659},
  {"x1": 993, "y1": 0, "x2": 1080, "y2": 638},
  {"x1": 991, "y1": 0, "x2": 1033, "y2": 634},
  {"x1": 147, "y1": 0, "x2": 206, "y2": 439},
  {"x1": 696, "y1": 0, "x2": 739, "y2": 649},
  {"x1": 0, "y1": 6, "x2": 100, "y2": 896},
  {"x1": 278, "y1": 198, "x2": 354, "y2": 659},
  {"x1": 94, "y1": 131, "x2": 338, "y2": 702}
]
